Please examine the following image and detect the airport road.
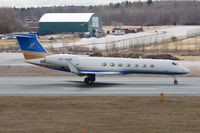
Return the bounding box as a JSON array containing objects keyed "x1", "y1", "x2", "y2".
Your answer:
[{"x1": 0, "y1": 76, "x2": 199, "y2": 96}]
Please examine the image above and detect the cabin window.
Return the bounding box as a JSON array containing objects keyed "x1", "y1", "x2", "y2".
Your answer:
[
  {"x1": 172, "y1": 62, "x2": 178, "y2": 66},
  {"x1": 134, "y1": 64, "x2": 139, "y2": 67},
  {"x1": 110, "y1": 63, "x2": 115, "y2": 67},
  {"x1": 150, "y1": 64, "x2": 154, "y2": 68},
  {"x1": 102, "y1": 62, "x2": 107, "y2": 66},
  {"x1": 118, "y1": 63, "x2": 122, "y2": 67},
  {"x1": 127, "y1": 63, "x2": 131, "y2": 67},
  {"x1": 143, "y1": 64, "x2": 147, "y2": 68}
]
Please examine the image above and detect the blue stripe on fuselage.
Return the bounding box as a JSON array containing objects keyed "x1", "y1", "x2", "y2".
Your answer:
[
  {"x1": 44, "y1": 66, "x2": 186, "y2": 75},
  {"x1": 46, "y1": 67, "x2": 71, "y2": 72},
  {"x1": 78, "y1": 69, "x2": 186, "y2": 75}
]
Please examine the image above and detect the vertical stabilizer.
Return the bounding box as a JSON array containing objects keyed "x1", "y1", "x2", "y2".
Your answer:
[{"x1": 9, "y1": 34, "x2": 52, "y2": 59}]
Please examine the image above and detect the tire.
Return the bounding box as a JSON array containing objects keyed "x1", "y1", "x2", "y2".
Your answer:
[
  {"x1": 84, "y1": 77, "x2": 89, "y2": 84},
  {"x1": 87, "y1": 79, "x2": 93, "y2": 85},
  {"x1": 84, "y1": 77, "x2": 93, "y2": 85},
  {"x1": 174, "y1": 80, "x2": 178, "y2": 85}
]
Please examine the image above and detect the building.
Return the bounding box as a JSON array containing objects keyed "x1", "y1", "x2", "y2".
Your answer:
[{"x1": 39, "y1": 13, "x2": 103, "y2": 36}]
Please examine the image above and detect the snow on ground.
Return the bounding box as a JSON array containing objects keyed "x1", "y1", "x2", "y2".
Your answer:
[{"x1": 44, "y1": 26, "x2": 200, "y2": 50}]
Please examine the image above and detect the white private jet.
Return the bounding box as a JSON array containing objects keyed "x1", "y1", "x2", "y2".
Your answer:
[{"x1": 10, "y1": 34, "x2": 190, "y2": 85}]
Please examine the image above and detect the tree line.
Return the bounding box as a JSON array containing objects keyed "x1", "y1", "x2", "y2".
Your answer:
[
  {"x1": 0, "y1": 0, "x2": 200, "y2": 33},
  {"x1": 0, "y1": 8, "x2": 23, "y2": 33}
]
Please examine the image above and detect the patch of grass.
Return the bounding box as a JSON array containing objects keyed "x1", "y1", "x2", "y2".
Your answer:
[
  {"x1": 145, "y1": 36, "x2": 200, "y2": 51},
  {"x1": 103, "y1": 25, "x2": 144, "y2": 31},
  {"x1": 0, "y1": 96, "x2": 199, "y2": 133}
]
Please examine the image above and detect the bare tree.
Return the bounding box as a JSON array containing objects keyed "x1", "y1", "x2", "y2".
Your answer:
[
  {"x1": 0, "y1": 8, "x2": 23, "y2": 33},
  {"x1": 1, "y1": 0, "x2": 200, "y2": 33}
]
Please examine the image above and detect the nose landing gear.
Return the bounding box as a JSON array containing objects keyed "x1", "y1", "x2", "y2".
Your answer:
[
  {"x1": 84, "y1": 74, "x2": 96, "y2": 85},
  {"x1": 173, "y1": 76, "x2": 178, "y2": 85},
  {"x1": 174, "y1": 79, "x2": 178, "y2": 85}
]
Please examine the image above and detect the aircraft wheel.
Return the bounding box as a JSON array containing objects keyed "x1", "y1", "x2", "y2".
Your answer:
[
  {"x1": 87, "y1": 79, "x2": 93, "y2": 85},
  {"x1": 84, "y1": 77, "x2": 89, "y2": 84},
  {"x1": 84, "y1": 77, "x2": 93, "y2": 85},
  {"x1": 174, "y1": 80, "x2": 178, "y2": 85}
]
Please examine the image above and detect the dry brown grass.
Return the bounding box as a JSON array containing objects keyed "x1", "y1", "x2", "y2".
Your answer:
[
  {"x1": 177, "y1": 55, "x2": 200, "y2": 60},
  {"x1": 102, "y1": 25, "x2": 174, "y2": 32},
  {"x1": 102, "y1": 25, "x2": 144, "y2": 31},
  {"x1": 0, "y1": 33, "x2": 81, "y2": 48},
  {"x1": 0, "y1": 96, "x2": 199, "y2": 133},
  {"x1": 145, "y1": 36, "x2": 200, "y2": 51},
  {"x1": 0, "y1": 40, "x2": 17, "y2": 46}
]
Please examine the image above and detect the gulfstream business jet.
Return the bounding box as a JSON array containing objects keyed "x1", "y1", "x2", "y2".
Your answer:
[{"x1": 10, "y1": 34, "x2": 190, "y2": 85}]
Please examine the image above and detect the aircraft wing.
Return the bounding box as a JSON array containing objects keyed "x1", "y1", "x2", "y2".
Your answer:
[
  {"x1": 65, "y1": 60, "x2": 82, "y2": 75},
  {"x1": 66, "y1": 61, "x2": 121, "y2": 76},
  {"x1": 78, "y1": 71, "x2": 121, "y2": 75}
]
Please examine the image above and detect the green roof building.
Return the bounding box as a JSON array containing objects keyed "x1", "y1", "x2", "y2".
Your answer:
[{"x1": 39, "y1": 13, "x2": 103, "y2": 36}]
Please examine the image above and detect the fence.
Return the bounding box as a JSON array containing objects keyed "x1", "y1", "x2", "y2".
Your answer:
[{"x1": 47, "y1": 29, "x2": 200, "y2": 55}]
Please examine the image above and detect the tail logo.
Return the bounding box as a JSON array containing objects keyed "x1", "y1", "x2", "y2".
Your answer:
[
  {"x1": 27, "y1": 42, "x2": 35, "y2": 49},
  {"x1": 11, "y1": 33, "x2": 47, "y2": 53}
]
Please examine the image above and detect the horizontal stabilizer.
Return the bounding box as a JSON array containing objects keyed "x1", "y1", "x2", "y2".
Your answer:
[{"x1": 8, "y1": 34, "x2": 35, "y2": 38}]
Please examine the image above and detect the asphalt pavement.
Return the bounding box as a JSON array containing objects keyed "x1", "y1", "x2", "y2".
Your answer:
[{"x1": 0, "y1": 76, "x2": 199, "y2": 96}]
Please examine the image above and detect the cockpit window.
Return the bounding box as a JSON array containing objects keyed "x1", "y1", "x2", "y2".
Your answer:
[
  {"x1": 172, "y1": 62, "x2": 178, "y2": 66},
  {"x1": 150, "y1": 64, "x2": 154, "y2": 68}
]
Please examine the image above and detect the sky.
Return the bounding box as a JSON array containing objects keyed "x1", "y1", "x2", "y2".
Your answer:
[{"x1": 0, "y1": 0, "x2": 147, "y2": 8}]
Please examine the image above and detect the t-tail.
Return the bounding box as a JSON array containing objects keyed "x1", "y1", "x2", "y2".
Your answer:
[{"x1": 9, "y1": 34, "x2": 51, "y2": 60}]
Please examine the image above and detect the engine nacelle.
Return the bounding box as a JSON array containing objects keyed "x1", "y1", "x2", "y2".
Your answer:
[{"x1": 42, "y1": 54, "x2": 78, "y2": 66}]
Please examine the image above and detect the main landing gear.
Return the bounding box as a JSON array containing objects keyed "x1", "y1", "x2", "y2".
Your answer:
[
  {"x1": 173, "y1": 76, "x2": 178, "y2": 85},
  {"x1": 84, "y1": 74, "x2": 96, "y2": 85}
]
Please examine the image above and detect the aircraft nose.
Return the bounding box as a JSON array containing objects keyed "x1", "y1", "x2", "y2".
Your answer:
[{"x1": 183, "y1": 67, "x2": 191, "y2": 73}]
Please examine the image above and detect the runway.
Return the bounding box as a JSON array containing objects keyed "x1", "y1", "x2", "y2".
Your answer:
[{"x1": 0, "y1": 76, "x2": 199, "y2": 96}]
